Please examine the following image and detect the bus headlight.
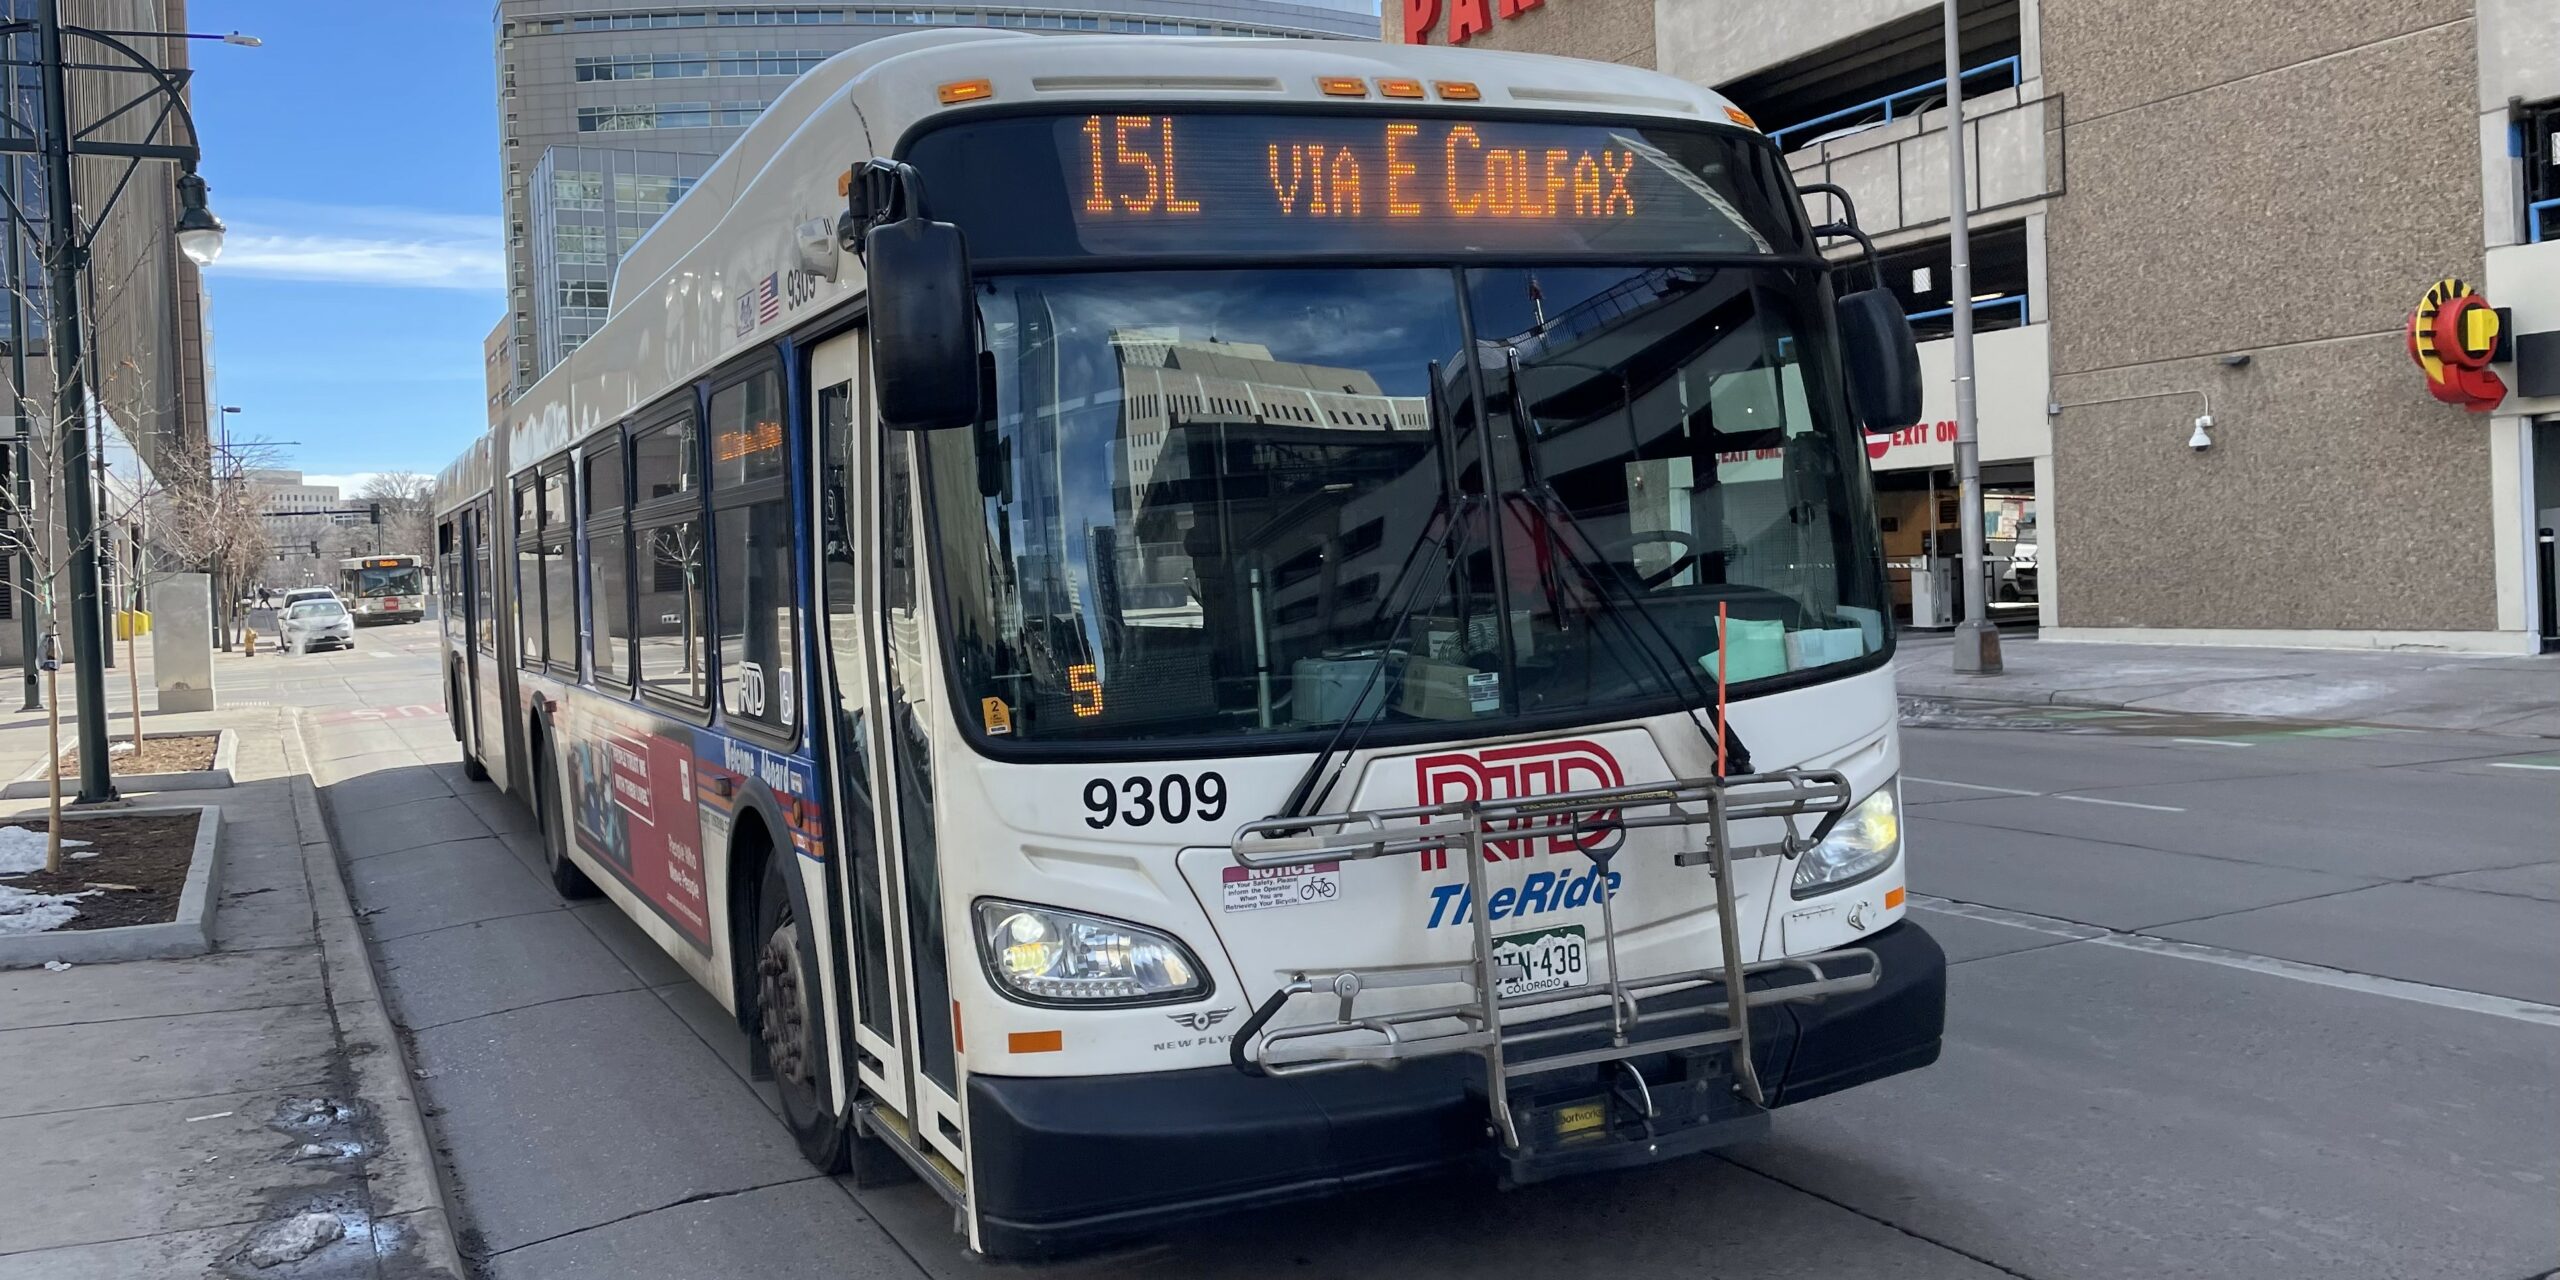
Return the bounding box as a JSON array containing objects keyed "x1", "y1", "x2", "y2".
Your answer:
[
  {"x1": 974, "y1": 900, "x2": 1207, "y2": 1006},
  {"x1": 1792, "y1": 782, "x2": 1900, "y2": 897}
]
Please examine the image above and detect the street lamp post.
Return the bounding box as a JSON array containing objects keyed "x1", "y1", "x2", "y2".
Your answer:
[
  {"x1": 1, "y1": 2, "x2": 233, "y2": 802},
  {"x1": 1942, "y1": 0, "x2": 2001, "y2": 675}
]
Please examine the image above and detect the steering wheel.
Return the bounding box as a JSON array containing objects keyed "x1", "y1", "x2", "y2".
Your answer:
[{"x1": 1604, "y1": 529, "x2": 1705, "y2": 589}]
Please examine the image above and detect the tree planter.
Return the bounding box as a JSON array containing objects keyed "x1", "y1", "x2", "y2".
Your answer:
[
  {"x1": 0, "y1": 804, "x2": 222, "y2": 967},
  {"x1": 1, "y1": 729, "x2": 236, "y2": 799}
]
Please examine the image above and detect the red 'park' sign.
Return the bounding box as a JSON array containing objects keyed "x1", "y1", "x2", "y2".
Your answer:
[{"x1": 1403, "y1": 0, "x2": 1543, "y2": 46}]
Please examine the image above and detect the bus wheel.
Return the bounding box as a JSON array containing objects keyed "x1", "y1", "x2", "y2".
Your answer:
[
  {"x1": 535, "y1": 740, "x2": 599, "y2": 900},
  {"x1": 754, "y1": 858, "x2": 852, "y2": 1174}
]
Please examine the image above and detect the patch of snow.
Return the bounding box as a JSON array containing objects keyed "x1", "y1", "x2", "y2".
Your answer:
[
  {"x1": 243, "y1": 1211, "x2": 344, "y2": 1268},
  {"x1": 0, "y1": 826, "x2": 90, "y2": 876},
  {"x1": 108, "y1": 741, "x2": 136, "y2": 755},
  {"x1": 41, "y1": 959, "x2": 69, "y2": 972},
  {"x1": 0, "y1": 882, "x2": 92, "y2": 934}
]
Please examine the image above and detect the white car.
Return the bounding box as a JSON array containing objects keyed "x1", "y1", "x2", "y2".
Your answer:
[
  {"x1": 280, "y1": 587, "x2": 337, "y2": 610},
  {"x1": 277, "y1": 599, "x2": 354, "y2": 654}
]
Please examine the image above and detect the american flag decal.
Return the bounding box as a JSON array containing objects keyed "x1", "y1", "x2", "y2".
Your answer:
[{"x1": 757, "y1": 273, "x2": 781, "y2": 324}]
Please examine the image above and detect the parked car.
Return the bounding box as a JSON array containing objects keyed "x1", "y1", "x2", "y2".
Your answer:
[
  {"x1": 277, "y1": 599, "x2": 354, "y2": 654},
  {"x1": 280, "y1": 586, "x2": 337, "y2": 610}
]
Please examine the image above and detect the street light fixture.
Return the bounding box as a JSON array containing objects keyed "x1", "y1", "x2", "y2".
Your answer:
[{"x1": 175, "y1": 170, "x2": 223, "y2": 266}]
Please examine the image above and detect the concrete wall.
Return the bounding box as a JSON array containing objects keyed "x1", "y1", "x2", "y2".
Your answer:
[
  {"x1": 1654, "y1": 0, "x2": 1937, "y2": 85},
  {"x1": 2042, "y1": 2, "x2": 2498, "y2": 636}
]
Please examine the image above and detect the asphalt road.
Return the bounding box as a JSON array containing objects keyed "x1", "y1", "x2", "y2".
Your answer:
[{"x1": 282, "y1": 620, "x2": 2560, "y2": 1280}]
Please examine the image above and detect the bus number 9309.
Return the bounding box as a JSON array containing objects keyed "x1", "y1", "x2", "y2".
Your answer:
[{"x1": 1083, "y1": 772, "x2": 1228, "y2": 829}]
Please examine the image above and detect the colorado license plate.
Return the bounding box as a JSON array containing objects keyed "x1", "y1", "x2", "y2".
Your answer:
[{"x1": 1493, "y1": 925, "x2": 1587, "y2": 998}]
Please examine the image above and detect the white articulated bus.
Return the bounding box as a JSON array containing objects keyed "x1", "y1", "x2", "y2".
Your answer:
[{"x1": 435, "y1": 28, "x2": 1944, "y2": 1258}]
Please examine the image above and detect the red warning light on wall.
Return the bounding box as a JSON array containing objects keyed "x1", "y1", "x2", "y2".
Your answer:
[{"x1": 2407, "y1": 279, "x2": 2507, "y2": 412}]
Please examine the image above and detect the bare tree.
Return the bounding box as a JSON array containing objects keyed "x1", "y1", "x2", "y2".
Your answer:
[{"x1": 357, "y1": 471, "x2": 436, "y2": 560}]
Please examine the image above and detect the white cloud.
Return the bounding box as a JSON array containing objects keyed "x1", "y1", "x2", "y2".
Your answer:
[{"x1": 205, "y1": 200, "x2": 503, "y2": 291}]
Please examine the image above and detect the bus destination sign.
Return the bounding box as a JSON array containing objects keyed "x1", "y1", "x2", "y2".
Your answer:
[
  {"x1": 905, "y1": 112, "x2": 1797, "y2": 259},
  {"x1": 1077, "y1": 114, "x2": 1644, "y2": 226}
]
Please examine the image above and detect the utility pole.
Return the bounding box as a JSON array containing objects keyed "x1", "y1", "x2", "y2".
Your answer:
[
  {"x1": 34, "y1": 0, "x2": 114, "y2": 800},
  {"x1": 4, "y1": 38, "x2": 34, "y2": 713},
  {"x1": 1943, "y1": 0, "x2": 2001, "y2": 675}
]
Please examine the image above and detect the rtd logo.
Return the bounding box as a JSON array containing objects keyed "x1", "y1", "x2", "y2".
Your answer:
[{"x1": 1413, "y1": 739, "x2": 1623, "y2": 871}]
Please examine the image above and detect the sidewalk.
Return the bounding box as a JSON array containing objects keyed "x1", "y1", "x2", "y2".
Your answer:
[
  {"x1": 1894, "y1": 630, "x2": 2560, "y2": 736},
  {"x1": 0, "y1": 692, "x2": 462, "y2": 1273}
]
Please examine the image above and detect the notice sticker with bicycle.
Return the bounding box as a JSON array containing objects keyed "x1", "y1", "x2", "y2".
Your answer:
[{"x1": 1221, "y1": 861, "x2": 1341, "y2": 912}]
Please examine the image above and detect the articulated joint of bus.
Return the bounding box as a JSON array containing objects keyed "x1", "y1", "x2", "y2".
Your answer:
[{"x1": 1221, "y1": 768, "x2": 1887, "y2": 1152}]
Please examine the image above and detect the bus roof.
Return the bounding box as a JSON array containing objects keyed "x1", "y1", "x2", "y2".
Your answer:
[{"x1": 481, "y1": 31, "x2": 1757, "y2": 481}]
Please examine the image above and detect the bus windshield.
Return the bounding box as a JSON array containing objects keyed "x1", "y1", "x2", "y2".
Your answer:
[
  {"x1": 924, "y1": 264, "x2": 1889, "y2": 746},
  {"x1": 351, "y1": 565, "x2": 424, "y2": 597}
]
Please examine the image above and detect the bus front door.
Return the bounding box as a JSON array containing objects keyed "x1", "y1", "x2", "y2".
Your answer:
[{"x1": 811, "y1": 329, "x2": 969, "y2": 1181}]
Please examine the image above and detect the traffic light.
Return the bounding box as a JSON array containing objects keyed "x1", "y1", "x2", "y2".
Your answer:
[
  {"x1": 370, "y1": 502, "x2": 382, "y2": 525},
  {"x1": 309, "y1": 540, "x2": 321, "y2": 556}
]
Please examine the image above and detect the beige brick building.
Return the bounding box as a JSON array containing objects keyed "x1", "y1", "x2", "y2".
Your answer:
[{"x1": 1397, "y1": 0, "x2": 2560, "y2": 652}]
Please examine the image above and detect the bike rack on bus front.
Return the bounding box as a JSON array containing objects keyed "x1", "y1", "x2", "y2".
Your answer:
[{"x1": 1226, "y1": 769, "x2": 1883, "y2": 1152}]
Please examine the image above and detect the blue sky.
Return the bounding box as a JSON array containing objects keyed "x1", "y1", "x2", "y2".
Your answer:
[{"x1": 189, "y1": 2, "x2": 499, "y2": 492}]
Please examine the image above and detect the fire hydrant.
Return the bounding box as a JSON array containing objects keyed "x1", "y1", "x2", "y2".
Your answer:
[{"x1": 243, "y1": 628, "x2": 258, "y2": 658}]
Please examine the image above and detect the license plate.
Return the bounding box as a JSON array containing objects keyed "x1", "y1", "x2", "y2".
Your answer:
[{"x1": 1492, "y1": 925, "x2": 1587, "y2": 998}]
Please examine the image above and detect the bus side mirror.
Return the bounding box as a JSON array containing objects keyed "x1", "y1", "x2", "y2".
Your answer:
[
  {"x1": 868, "y1": 216, "x2": 979, "y2": 431},
  {"x1": 1836, "y1": 287, "x2": 1921, "y2": 433}
]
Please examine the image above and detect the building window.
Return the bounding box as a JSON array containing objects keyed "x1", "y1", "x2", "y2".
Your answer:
[
  {"x1": 571, "y1": 11, "x2": 712, "y2": 31},
  {"x1": 613, "y1": 172, "x2": 695, "y2": 214},
  {"x1": 715, "y1": 49, "x2": 828, "y2": 75},
  {"x1": 717, "y1": 8, "x2": 847, "y2": 24},
  {"x1": 559, "y1": 280, "x2": 611, "y2": 310},
  {"x1": 554, "y1": 225, "x2": 607, "y2": 266},
  {"x1": 578, "y1": 102, "x2": 718, "y2": 132},
  {"x1": 576, "y1": 52, "x2": 712, "y2": 81},
  {"x1": 554, "y1": 171, "x2": 603, "y2": 210},
  {"x1": 2523, "y1": 98, "x2": 2560, "y2": 244}
]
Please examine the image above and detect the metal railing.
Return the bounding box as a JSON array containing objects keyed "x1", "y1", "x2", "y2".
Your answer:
[
  {"x1": 1769, "y1": 57, "x2": 2023, "y2": 152},
  {"x1": 1908, "y1": 292, "x2": 2030, "y2": 336}
]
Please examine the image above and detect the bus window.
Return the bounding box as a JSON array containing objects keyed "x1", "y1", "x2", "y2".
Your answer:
[
  {"x1": 637, "y1": 520, "x2": 707, "y2": 703},
  {"x1": 514, "y1": 479, "x2": 543, "y2": 668},
  {"x1": 472, "y1": 501, "x2": 495, "y2": 654},
  {"x1": 541, "y1": 464, "x2": 577, "y2": 675},
  {"x1": 634, "y1": 407, "x2": 708, "y2": 706},
  {"x1": 587, "y1": 431, "x2": 634, "y2": 686},
  {"x1": 711, "y1": 369, "x2": 796, "y2": 730}
]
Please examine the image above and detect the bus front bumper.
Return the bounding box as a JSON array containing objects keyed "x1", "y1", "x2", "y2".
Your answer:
[{"x1": 965, "y1": 918, "x2": 1946, "y2": 1259}]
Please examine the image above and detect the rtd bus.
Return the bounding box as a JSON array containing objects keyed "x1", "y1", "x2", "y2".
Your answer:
[
  {"x1": 436, "y1": 30, "x2": 1943, "y2": 1258},
  {"x1": 339, "y1": 554, "x2": 427, "y2": 624}
]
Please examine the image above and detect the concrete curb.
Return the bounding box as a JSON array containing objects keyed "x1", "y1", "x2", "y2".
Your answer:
[
  {"x1": 0, "y1": 727, "x2": 239, "y2": 799},
  {"x1": 0, "y1": 803, "x2": 221, "y2": 968},
  {"x1": 282, "y1": 706, "x2": 470, "y2": 1279}
]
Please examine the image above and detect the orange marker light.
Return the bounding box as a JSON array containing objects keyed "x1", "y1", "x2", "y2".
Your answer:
[
  {"x1": 1318, "y1": 76, "x2": 1368, "y2": 97},
  {"x1": 1885, "y1": 887, "x2": 1906, "y2": 910},
  {"x1": 1009, "y1": 1030, "x2": 1064, "y2": 1054},
  {"x1": 1434, "y1": 80, "x2": 1481, "y2": 100},
  {"x1": 937, "y1": 78, "x2": 994, "y2": 104},
  {"x1": 1723, "y1": 105, "x2": 1758, "y2": 129},
  {"x1": 1377, "y1": 78, "x2": 1426, "y2": 99}
]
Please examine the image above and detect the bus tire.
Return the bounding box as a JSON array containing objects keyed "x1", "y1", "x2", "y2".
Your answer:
[
  {"x1": 534, "y1": 736, "x2": 600, "y2": 900},
  {"x1": 752, "y1": 856, "x2": 854, "y2": 1174}
]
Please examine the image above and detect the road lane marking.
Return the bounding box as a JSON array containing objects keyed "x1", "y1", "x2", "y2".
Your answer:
[
  {"x1": 1907, "y1": 777, "x2": 2041, "y2": 797},
  {"x1": 1910, "y1": 895, "x2": 2560, "y2": 1029},
  {"x1": 2171, "y1": 737, "x2": 2252, "y2": 748},
  {"x1": 2052, "y1": 795, "x2": 2186, "y2": 813},
  {"x1": 2489, "y1": 762, "x2": 2560, "y2": 772}
]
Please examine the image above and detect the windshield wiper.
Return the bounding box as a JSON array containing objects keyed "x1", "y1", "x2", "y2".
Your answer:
[
  {"x1": 1499, "y1": 347, "x2": 1754, "y2": 776},
  {"x1": 1273, "y1": 359, "x2": 1477, "y2": 824}
]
